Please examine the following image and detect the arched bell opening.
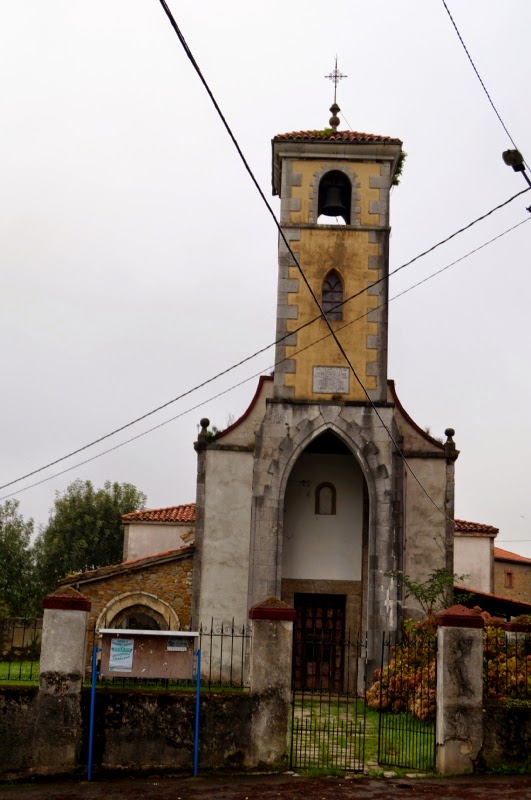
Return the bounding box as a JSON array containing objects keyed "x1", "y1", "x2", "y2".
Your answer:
[
  {"x1": 280, "y1": 429, "x2": 369, "y2": 691},
  {"x1": 317, "y1": 170, "x2": 352, "y2": 225}
]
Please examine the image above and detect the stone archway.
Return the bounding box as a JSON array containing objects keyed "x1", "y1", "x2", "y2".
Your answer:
[
  {"x1": 249, "y1": 402, "x2": 397, "y2": 663},
  {"x1": 280, "y1": 428, "x2": 370, "y2": 692},
  {"x1": 95, "y1": 592, "x2": 180, "y2": 632}
]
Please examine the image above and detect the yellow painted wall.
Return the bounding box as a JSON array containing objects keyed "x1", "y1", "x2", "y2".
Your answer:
[
  {"x1": 282, "y1": 158, "x2": 385, "y2": 402},
  {"x1": 289, "y1": 159, "x2": 381, "y2": 226},
  {"x1": 284, "y1": 228, "x2": 379, "y2": 400}
]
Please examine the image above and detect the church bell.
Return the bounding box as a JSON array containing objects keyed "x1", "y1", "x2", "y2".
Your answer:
[
  {"x1": 317, "y1": 171, "x2": 351, "y2": 223},
  {"x1": 320, "y1": 184, "x2": 348, "y2": 219}
]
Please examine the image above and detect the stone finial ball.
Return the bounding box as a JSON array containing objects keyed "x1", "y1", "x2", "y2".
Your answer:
[
  {"x1": 200, "y1": 418, "x2": 210, "y2": 429},
  {"x1": 445, "y1": 427, "x2": 455, "y2": 438}
]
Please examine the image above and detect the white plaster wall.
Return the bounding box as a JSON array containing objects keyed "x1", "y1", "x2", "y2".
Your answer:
[
  {"x1": 454, "y1": 536, "x2": 492, "y2": 593},
  {"x1": 125, "y1": 523, "x2": 192, "y2": 561},
  {"x1": 199, "y1": 449, "x2": 254, "y2": 625},
  {"x1": 40, "y1": 608, "x2": 88, "y2": 675},
  {"x1": 282, "y1": 453, "x2": 363, "y2": 580},
  {"x1": 403, "y1": 458, "x2": 447, "y2": 590},
  {"x1": 218, "y1": 378, "x2": 274, "y2": 447}
]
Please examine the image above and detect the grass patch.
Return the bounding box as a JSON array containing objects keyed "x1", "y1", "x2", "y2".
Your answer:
[
  {"x1": 290, "y1": 697, "x2": 435, "y2": 773},
  {"x1": 377, "y1": 710, "x2": 435, "y2": 771},
  {"x1": 0, "y1": 661, "x2": 39, "y2": 683}
]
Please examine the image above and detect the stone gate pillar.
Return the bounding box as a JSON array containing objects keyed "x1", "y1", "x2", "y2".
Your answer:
[
  {"x1": 33, "y1": 587, "x2": 91, "y2": 775},
  {"x1": 249, "y1": 597, "x2": 295, "y2": 768},
  {"x1": 435, "y1": 604, "x2": 484, "y2": 774}
]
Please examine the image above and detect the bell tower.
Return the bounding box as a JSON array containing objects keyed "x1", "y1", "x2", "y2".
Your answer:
[{"x1": 271, "y1": 114, "x2": 402, "y2": 403}]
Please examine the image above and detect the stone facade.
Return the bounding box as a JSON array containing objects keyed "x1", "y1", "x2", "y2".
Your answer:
[
  {"x1": 62, "y1": 550, "x2": 193, "y2": 665},
  {"x1": 494, "y1": 552, "x2": 531, "y2": 603},
  {"x1": 67, "y1": 128, "x2": 458, "y2": 674},
  {"x1": 192, "y1": 129, "x2": 458, "y2": 669}
]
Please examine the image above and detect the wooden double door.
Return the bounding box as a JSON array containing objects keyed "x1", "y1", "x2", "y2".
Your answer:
[{"x1": 292, "y1": 593, "x2": 346, "y2": 691}]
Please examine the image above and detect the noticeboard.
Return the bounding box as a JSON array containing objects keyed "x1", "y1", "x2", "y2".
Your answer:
[{"x1": 99, "y1": 629, "x2": 198, "y2": 679}]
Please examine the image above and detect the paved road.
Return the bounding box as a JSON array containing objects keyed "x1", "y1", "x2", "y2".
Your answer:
[{"x1": 1, "y1": 773, "x2": 531, "y2": 800}]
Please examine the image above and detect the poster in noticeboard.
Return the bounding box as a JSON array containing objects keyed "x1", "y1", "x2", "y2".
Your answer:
[{"x1": 109, "y1": 637, "x2": 134, "y2": 672}]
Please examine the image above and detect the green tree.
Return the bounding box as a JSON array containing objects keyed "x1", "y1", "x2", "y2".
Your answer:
[
  {"x1": 34, "y1": 479, "x2": 146, "y2": 594},
  {"x1": 385, "y1": 568, "x2": 469, "y2": 618},
  {"x1": 0, "y1": 500, "x2": 35, "y2": 617}
]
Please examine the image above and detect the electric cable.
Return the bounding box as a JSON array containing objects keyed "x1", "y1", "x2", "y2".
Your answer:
[
  {"x1": 291, "y1": 216, "x2": 531, "y2": 358},
  {"x1": 4, "y1": 213, "x2": 527, "y2": 502},
  {"x1": 1, "y1": 182, "x2": 527, "y2": 495},
  {"x1": 2, "y1": 1, "x2": 529, "y2": 513},
  {"x1": 2, "y1": 3, "x2": 529, "y2": 496},
  {"x1": 155, "y1": 0, "x2": 531, "y2": 521},
  {"x1": 440, "y1": 0, "x2": 529, "y2": 168}
]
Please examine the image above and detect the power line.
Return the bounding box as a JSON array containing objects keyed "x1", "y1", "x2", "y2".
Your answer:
[
  {"x1": 2, "y1": 8, "x2": 529, "y2": 499},
  {"x1": 497, "y1": 540, "x2": 531, "y2": 543},
  {"x1": 303, "y1": 217, "x2": 531, "y2": 354},
  {"x1": 146, "y1": 2, "x2": 531, "y2": 521},
  {"x1": 4, "y1": 204, "x2": 527, "y2": 503},
  {"x1": 2, "y1": 183, "x2": 527, "y2": 496},
  {"x1": 2, "y1": 3, "x2": 529, "y2": 514},
  {"x1": 440, "y1": 0, "x2": 528, "y2": 168},
  {"x1": 0, "y1": 366, "x2": 271, "y2": 502}
]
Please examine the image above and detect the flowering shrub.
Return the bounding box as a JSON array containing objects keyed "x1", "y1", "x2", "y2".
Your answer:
[
  {"x1": 481, "y1": 610, "x2": 531, "y2": 703},
  {"x1": 366, "y1": 611, "x2": 531, "y2": 720},
  {"x1": 366, "y1": 618, "x2": 437, "y2": 721}
]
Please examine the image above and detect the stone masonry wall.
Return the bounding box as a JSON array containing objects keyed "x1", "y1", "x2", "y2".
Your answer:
[
  {"x1": 68, "y1": 555, "x2": 193, "y2": 671},
  {"x1": 0, "y1": 686, "x2": 287, "y2": 779},
  {"x1": 493, "y1": 561, "x2": 531, "y2": 603},
  {"x1": 480, "y1": 705, "x2": 531, "y2": 769}
]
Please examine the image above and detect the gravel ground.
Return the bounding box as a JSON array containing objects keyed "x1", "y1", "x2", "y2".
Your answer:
[{"x1": 1, "y1": 773, "x2": 531, "y2": 800}]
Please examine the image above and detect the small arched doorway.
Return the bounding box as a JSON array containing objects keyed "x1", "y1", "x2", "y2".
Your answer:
[{"x1": 281, "y1": 430, "x2": 368, "y2": 690}]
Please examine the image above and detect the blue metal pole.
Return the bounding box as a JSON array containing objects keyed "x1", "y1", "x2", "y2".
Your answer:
[
  {"x1": 87, "y1": 644, "x2": 99, "y2": 782},
  {"x1": 193, "y1": 649, "x2": 201, "y2": 777}
]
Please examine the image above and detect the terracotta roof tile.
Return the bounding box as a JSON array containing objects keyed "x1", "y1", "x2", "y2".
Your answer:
[
  {"x1": 455, "y1": 519, "x2": 499, "y2": 535},
  {"x1": 59, "y1": 545, "x2": 194, "y2": 585},
  {"x1": 494, "y1": 546, "x2": 531, "y2": 565},
  {"x1": 122, "y1": 503, "x2": 196, "y2": 524},
  {"x1": 455, "y1": 584, "x2": 531, "y2": 609},
  {"x1": 274, "y1": 130, "x2": 401, "y2": 144}
]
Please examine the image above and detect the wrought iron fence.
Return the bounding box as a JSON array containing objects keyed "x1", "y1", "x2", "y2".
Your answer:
[
  {"x1": 483, "y1": 625, "x2": 531, "y2": 704},
  {"x1": 370, "y1": 628, "x2": 437, "y2": 772},
  {"x1": 290, "y1": 632, "x2": 368, "y2": 773},
  {"x1": 94, "y1": 620, "x2": 251, "y2": 692},
  {"x1": 0, "y1": 618, "x2": 42, "y2": 682}
]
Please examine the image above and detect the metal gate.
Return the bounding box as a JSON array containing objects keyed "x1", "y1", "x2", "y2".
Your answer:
[
  {"x1": 376, "y1": 628, "x2": 437, "y2": 771},
  {"x1": 289, "y1": 596, "x2": 367, "y2": 772}
]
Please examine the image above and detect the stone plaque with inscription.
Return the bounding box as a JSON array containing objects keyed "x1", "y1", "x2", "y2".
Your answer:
[{"x1": 313, "y1": 366, "x2": 350, "y2": 394}]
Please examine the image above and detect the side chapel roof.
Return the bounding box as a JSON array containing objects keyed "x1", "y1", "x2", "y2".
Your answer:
[
  {"x1": 58, "y1": 544, "x2": 194, "y2": 586},
  {"x1": 493, "y1": 546, "x2": 531, "y2": 565},
  {"x1": 454, "y1": 519, "x2": 499, "y2": 536},
  {"x1": 122, "y1": 503, "x2": 196, "y2": 524}
]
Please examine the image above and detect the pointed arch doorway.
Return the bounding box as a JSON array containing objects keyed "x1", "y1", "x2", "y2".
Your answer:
[{"x1": 280, "y1": 430, "x2": 369, "y2": 691}]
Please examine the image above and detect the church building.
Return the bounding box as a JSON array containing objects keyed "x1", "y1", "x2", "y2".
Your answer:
[
  {"x1": 190, "y1": 109, "x2": 458, "y2": 664},
  {"x1": 62, "y1": 108, "x2": 460, "y2": 672}
]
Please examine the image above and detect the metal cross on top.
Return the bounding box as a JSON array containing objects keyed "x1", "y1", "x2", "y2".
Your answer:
[{"x1": 325, "y1": 57, "x2": 347, "y2": 105}]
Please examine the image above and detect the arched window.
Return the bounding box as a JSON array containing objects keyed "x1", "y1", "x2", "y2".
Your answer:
[
  {"x1": 322, "y1": 271, "x2": 343, "y2": 320},
  {"x1": 317, "y1": 170, "x2": 351, "y2": 225},
  {"x1": 315, "y1": 482, "x2": 336, "y2": 515}
]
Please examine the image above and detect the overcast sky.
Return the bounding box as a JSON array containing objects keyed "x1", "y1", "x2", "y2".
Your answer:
[{"x1": 1, "y1": 1, "x2": 530, "y2": 559}]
